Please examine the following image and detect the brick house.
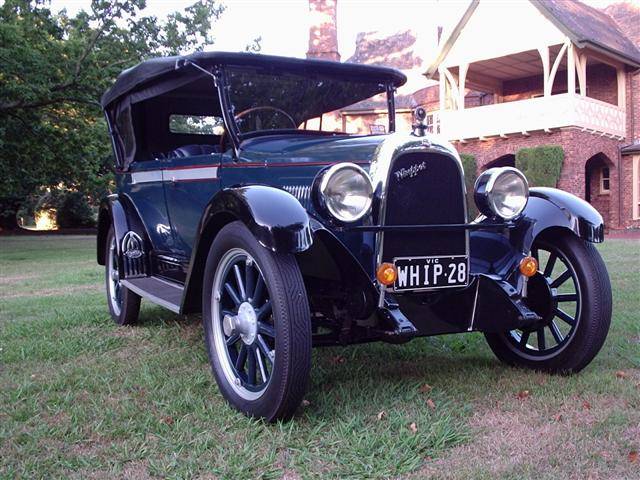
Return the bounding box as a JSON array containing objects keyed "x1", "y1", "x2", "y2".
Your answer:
[
  {"x1": 424, "y1": 0, "x2": 640, "y2": 230},
  {"x1": 307, "y1": 0, "x2": 430, "y2": 134},
  {"x1": 306, "y1": 0, "x2": 640, "y2": 230}
]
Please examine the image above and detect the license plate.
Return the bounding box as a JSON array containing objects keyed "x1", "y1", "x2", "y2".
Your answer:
[{"x1": 393, "y1": 255, "x2": 469, "y2": 292}]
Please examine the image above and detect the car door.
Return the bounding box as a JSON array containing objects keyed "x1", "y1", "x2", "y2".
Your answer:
[
  {"x1": 121, "y1": 158, "x2": 176, "y2": 252},
  {"x1": 163, "y1": 147, "x2": 224, "y2": 273}
]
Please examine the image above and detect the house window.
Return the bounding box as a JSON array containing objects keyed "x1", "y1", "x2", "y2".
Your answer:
[
  {"x1": 600, "y1": 167, "x2": 610, "y2": 194},
  {"x1": 424, "y1": 112, "x2": 440, "y2": 134},
  {"x1": 633, "y1": 156, "x2": 640, "y2": 220}
]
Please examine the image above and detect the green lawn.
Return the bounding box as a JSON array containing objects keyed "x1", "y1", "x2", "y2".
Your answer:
[{"x1": 1, "y1": 235, "x2": 638, "y2": 479}]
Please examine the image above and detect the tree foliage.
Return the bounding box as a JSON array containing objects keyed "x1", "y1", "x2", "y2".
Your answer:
[
  {"x1": 515, "y1": 145, "x2": 564, "y2": 188},
  {"x1": 0, "y1": 0, "x2": 227, "y2": 228},
  {"x1": 55, "y1": 190, "x2": 96, "y2": 228}
]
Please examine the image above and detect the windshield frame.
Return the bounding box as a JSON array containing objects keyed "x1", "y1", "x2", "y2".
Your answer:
[{"x1": 216, "y1": 65, "x2": 397, "y2": 153}]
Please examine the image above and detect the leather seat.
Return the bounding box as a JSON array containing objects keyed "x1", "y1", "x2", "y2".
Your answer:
[{"x1": 168, "y1": 144, "x2": 220, "y2": 158}]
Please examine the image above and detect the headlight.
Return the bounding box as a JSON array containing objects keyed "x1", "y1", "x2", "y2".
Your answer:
[
  {"x1": 474, "y1": 167, "x2": 529, "y2": 220},
  {"x1": 314, "y1": 163, "x2": 373, "y2": 223}
]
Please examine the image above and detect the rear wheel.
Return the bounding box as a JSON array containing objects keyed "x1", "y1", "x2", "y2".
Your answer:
[
  {"x1": 105, "y1": 227, "x2": 141, "y2": 325},
  {"x1": 485, "y1": 230, "x2": 611, "y2": 373},
  {"x1": 203, "y1": 222, "x2": 311, "y2": 421}
]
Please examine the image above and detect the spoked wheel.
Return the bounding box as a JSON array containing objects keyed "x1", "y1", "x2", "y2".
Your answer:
[
  {"x1": 203, "y1": 221, "x2": 311, "y2": 421},
  {"x1": 213, "y1": 248, "x2": 275, "y2": 399},
  {"x1": 485, "y1": 230, "x2": 612, "y2": 373},
  {"x1": 104, "y1": 227, "x2": 140, "y2": 325}
]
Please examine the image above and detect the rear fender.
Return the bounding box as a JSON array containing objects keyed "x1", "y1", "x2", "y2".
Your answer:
[{"x1": 96, "y1": 194, "x2": 149, "y2": 265}]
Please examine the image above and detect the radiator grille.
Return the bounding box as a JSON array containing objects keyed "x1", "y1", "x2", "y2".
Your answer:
[
  {"x1": 283, "y1": 185, "x2": 312, "y2": 210},
  {"x1": 381, "y1": 152, "x2": 467, "y2": 262}
]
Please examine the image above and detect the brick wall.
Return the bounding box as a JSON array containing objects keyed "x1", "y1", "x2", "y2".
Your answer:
[
  {"x1": 587, "y1": 157, "x2": 612, "y2": 227},
  {"x1": 341, "y1": 111, "x2": 413, "y2": 135},
  {"x1": 620, "y1": 153, "x2": 640, "y2": 229},
  {"x1": 604, "y1": 1, "x2": 640, "y2": 229},
  {"x1": 501, "y1": 63, "x2": 618, "y2": 105},
  {"x1": 456, "y1": 128, "x2": 622, "y2": 227},
  {"x1": 585, "y1": 63, "x2": 618, "y2": 105},
  {"x1": 502, "y1": 74, "x2": 543, "y2": 101}
]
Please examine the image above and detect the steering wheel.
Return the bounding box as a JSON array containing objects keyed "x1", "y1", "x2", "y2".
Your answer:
[{"x1": 234, "y1": 106, "x2": 297, "y2": 130}]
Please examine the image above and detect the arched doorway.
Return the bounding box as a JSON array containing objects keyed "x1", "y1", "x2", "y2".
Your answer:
[
  {"x1": 484, "y1": 154, "x2": 515, "y2": 170},
  {"x1": 585, "y1": 153, "x2": 613, "y2": 226}
]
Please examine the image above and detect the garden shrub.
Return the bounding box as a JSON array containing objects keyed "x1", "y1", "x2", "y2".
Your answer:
[
  {"x1": 55, "y1": 191, "x2": 96, "y2": 228},
  {"x1": 460, "y1": 153, "x2": 478, "y2": 218},
  {"x1": 515, "y1": 146, "x2": 564, "y2": 188}
]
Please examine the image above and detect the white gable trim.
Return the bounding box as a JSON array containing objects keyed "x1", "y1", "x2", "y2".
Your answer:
[{"x1": 441, "y1": 0, "x2": 566, "y2": 68}]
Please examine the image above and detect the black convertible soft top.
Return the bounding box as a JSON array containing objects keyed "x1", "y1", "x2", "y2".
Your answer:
[{"x1": 101, "y1": 51, "x2": 407, "y2": 108}]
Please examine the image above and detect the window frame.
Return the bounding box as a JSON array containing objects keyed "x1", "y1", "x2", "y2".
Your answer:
[{"x1": 600, "y1": 166, "x2": 611, "y2": 194}]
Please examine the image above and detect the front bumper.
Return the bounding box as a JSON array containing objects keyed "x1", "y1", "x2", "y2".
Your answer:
[
  {"x1": 312, "y1": 273, "x2": 542, "y2": 347},
  {"x1": 388, "y1": 273, "x2": 541, "y2": 338}
]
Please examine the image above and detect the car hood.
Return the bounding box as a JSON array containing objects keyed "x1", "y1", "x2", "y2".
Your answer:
[{"x1": 239, "y1": 134, "x2": 386, "y2": 164}]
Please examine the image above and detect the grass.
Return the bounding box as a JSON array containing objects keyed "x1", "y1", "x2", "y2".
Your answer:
[{"x1": 0, "y1": 235, "x2": 638, "y2": 479}]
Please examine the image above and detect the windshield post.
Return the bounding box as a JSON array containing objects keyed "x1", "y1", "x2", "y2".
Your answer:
[
  {"x1": 386, "y1": 83, "x2": 396, "y2": 133},
  {"x1": 216, "y1": 66, "x2": 240, "y2": 155}
]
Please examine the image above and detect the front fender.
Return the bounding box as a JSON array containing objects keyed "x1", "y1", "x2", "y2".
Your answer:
[
  {"x1": 469, "y1": 187, "x2": 603, "y2": 278},
  {"x1": 181, "y1": 186, "x2": 313, "y2": 314},
  {"x1": 205, "y1": 186, "x2": 313, "y2": 253},
  {"x1": 512, "y1": 187, "x2": 604, "y2": 253}
]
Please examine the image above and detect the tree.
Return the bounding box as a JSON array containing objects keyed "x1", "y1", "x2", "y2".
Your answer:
[{"x1": 0, "y1": 0, "x2": 226, "y2": 229}]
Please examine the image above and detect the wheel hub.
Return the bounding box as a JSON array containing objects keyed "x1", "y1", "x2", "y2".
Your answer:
[{"x1": 223, "y1": 301, "x2": 258, "y2": 345}]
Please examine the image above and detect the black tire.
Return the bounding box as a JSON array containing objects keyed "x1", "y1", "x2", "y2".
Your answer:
[
  {"x1": 105, "y1": 227, "x2": 141, "y2": 326},
  {"x1": 485, "y1": 230, "x2": 612, "y2": 373},
  {"x1": 202, "y1": 221, "x2": 312, "y2": 421}
]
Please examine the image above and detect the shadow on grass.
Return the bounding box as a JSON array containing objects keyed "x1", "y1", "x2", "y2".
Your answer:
[{"x1": 127, "y1": 305, "x2": 504, "y2": 418}]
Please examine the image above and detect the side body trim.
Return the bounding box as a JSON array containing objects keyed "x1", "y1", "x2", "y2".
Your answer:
[{"x1": 131, "y1": 165, "x2": 219, "y2": 184}]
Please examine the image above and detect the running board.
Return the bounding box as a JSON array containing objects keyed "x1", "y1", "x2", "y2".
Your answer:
[{"x1": 121, "y1": 277, "x2": 183, "y2": 313}]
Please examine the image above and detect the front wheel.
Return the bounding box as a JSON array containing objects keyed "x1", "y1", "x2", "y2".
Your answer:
[
  {"x1": 485, "y1": 230, "x2": 612, "y2": 373},
  {"x1": 202, "y1": 222, "x2": 312, "y2": 421}
]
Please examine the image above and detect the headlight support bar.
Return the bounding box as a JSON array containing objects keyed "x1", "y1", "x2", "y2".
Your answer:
[{"x1": 341, "y1": 222, "x2": 513, "y2": 232}]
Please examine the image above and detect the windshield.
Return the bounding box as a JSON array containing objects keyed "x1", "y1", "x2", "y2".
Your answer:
[{"x1": 224, "y1": 66, "x2": 394, "y2": 137}]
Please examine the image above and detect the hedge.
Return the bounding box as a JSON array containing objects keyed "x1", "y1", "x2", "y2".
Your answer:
[
  {"x1": 459, "y1": 153, "x2": 478, "y2": 218},
  {"x1": 515, "y1": 145, "x2": 564, "y2": 188},
  {"x1": 55, "y1": 191, "x2": 96, "y2": 228}
]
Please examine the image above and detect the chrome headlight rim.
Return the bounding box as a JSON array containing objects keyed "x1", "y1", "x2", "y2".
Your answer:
[
  {"x1": 474, "y1": 167, "x2": 529, "y2": 220},
  {"x1": 314, "y1": 163, "x2": 374, "y2": 223}
]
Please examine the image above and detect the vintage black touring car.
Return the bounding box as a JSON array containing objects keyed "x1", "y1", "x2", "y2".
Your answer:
[{"x1": 98, "y1": 52, "x2": 612, "y2": 421}]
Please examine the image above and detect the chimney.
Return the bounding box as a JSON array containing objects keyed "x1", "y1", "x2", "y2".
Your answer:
[{"x1": 307, "y1": 0, "x2": 340, "y2": 61}]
